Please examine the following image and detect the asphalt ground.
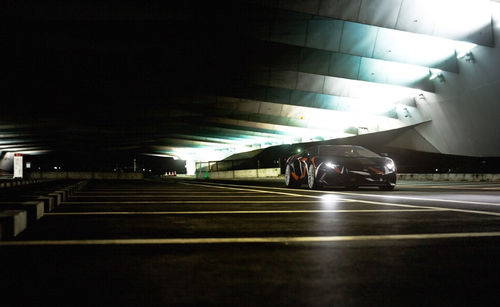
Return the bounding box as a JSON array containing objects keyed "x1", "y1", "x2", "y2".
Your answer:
[{"x1": 1, "y1": 180, "x2": 500, "y2": 306}]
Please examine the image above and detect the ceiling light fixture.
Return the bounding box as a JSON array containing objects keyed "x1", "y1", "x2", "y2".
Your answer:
[{"x1": 429, "y1": 69, "x2": 445, "y2": 82}]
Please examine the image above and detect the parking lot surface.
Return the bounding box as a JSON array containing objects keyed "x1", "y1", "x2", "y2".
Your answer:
[{"x1": 1, "y1": 180, "x2": 500, "y2": 306}]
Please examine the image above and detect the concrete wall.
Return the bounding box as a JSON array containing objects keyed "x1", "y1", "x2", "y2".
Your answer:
[
  {"x1": 197, "y1": 168, "x2": 500, "y2": 182},
  {"x1": 205, "y1": 170, "x2": 235, "y2": 180},
  {"x1": 235, "y1": 169, "x2": 258, "y2": 178},
  {"x1": 389, "y1": 3, "x2": 500, "y2": 157},
  {"x1": 257, "y1": 168, "x2": 282, "y2": 177},
  {"x1": 27, "y1": 172, "x2": 144, "y2": 180},
  {"x1": 196, "y1": 168, "x2": 281, "y2": 180},
  {"x1": 261, "y1": 1, "x2": 500, "y2": 157},
  {"x1": 0, "y1": 179, "x2": 48, "y2": 188},
  {"x1": 398, "y1": 173, "x2": 500, "y2": 182}
]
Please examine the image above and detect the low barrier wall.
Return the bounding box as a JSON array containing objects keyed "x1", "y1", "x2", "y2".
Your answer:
[
  {"x1": 0, "y1": 179, "x2": 48, "y2": 188},
  {"x1": 196, "y1": 168, "x2": 500, "y2": 182},
  {"x1": 196, "y1": 168, "x2": 281, "y2": 180},
  {"x1": 24, "y1": 171, "x2": 500, "y2": 182},
  {"x1": 27, "y1": 172, "x2": 144, "y2": 180},
  {"x1": 398, "y1": 173, "x2": 500, "y2": 182}
]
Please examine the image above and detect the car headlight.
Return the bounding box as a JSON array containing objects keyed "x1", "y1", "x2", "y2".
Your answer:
[
  {"x1": 325, "y1": 162, "x2": 337, "y2": 169},
  {"x1": 385, "y1": 160, "x2": 396, "y2": 172}
]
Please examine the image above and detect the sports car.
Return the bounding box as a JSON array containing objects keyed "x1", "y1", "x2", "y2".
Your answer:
[{"x1": 284, "y1": 145, "x2": 396, "y2": 190}]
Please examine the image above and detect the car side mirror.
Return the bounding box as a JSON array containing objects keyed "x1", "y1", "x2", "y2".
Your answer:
[{"x1": 380, "y1": 153, "x2": 389, "y2": 157}]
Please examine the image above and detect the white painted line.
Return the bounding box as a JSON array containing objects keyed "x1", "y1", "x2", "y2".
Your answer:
[
  {"x1": 75, "y1": 191, "x2": 259, "y2": 194},
  {"x1": 87, "y1": 189, "x2": 216, "y2": 192},
  {"x1": 182, "y1": 183, "x2": 452, "y2": 212},
  {"x1": 46, "y1": 209, "x2": 441, "y2": 216},
  {"x1": 63, "y1": 200, "x2": 332, "y2": 204},
  {"x1": 196, "y1": 182, "x2": 500, "y2": 208},
  {"x1": 73, "y1": 195, "x2": 282, "y2": 198},
  {"x1": 399, "y1": 183, "x2": 500, "y2": 188},
  {"x1": 342, "y1": 198, "x2": 500, "y2": 217},
  {"x1": 3, "y1": 232, "x2": 500, "y2": 246},
  {"x1": 426, "y1": 185, "x2": 500, "y2": 190},
  {"x1": 185, "y1": 182, "x2": 500, "y2": 217},
  {"x1": 181, "y1": 182, "x2": 328, "y2": 198}
]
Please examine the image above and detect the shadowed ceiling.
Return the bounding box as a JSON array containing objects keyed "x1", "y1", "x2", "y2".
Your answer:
[{"x1": 1, "y1": 0, "x2": 492, "y2": 162}]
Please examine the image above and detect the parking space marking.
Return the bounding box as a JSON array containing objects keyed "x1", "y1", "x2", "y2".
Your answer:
[
  {"x1": 46, "y1": 209, "x2": 441, "y2": 216},
  {"x1": 343, "y1": 198, "x2": 500, "y2": 217},
  {"x1": 3, "y1": 232, "x2": 500, "y2": 246},
  {"x1": 86, "y1": 189, "x2": 217, "y2": 192},
  {"x1": 63, "y1": 200, "x2": 335, "y2": 204},
  {"x1": 75, "y1": 191, "x2": 260, "y2": 194},
  {"x1": 185, "y1": 182, "x2": 500, "y2": 217},
  {"x1": 181, "y1": 183, "x2": 337, "y2": 199},
  {"x1": 72, "y1": 195, "x2": 282, "y2": 198},
  {"x1": 426, "y1": 185, "x2": 500, "y2": 190},
  {"x1": 400, "y1": 184, "x2": 500, "y2": 190},
  {"x1": 195, "y1": 182, "x2": 500, "y2": 208}
]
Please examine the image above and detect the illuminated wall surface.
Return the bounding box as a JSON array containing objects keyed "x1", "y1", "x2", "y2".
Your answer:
[
  {"x1": 162, "y1": 0, "x2": 500, "y2": 162},
  {"x1": 2, "y1": 0, "x2": 500, "y2": 169}
]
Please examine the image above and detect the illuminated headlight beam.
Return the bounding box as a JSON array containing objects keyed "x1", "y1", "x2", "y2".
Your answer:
[
  {"x1": 325, "y1": 162, "x2": 337, "y2": 169},
  {"x1": 385, "y1": 160, "x2": 396, "y2": 173}
]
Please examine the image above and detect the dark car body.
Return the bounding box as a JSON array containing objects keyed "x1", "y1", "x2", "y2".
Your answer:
[{"x1": 285, "y1": 145, "x2": 396, "y2": 190}]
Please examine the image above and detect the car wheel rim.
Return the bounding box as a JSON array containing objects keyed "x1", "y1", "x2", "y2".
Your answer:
[
  {"x1": 308, "y1": 166, "x2": 314, "y2": 189},
  {"x1": 285, "y1": 165, "x2": 291, "y2": 186}
]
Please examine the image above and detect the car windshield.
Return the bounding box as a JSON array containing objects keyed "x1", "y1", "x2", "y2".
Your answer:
[{"x1": 318, "y1": 145, "x2": 380, "y2": 158}]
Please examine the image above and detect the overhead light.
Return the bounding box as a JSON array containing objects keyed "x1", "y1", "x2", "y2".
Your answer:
[
  {"x1": 464, "y1": 52, "x2": 475, "y2": 63},
  {"x1": 429, "y1": 69, "x2": 445, "y2": 82},
  {"x1": 413, "y1": 93, "x2": 426, "y2": 105},
  {"x1": 455, "y1": 41, "x2": 477, "y2": 60},
  {"x1": 457, "y1": 51, "x2": 475, "y2": 63},
  {"x1": 402, "y1": 107, "x2": 411, "y2": 118}
]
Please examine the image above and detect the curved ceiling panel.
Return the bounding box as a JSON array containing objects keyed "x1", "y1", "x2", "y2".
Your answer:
[{"x1": 275, "y1": 0, "x2": 493, "y2": 46}]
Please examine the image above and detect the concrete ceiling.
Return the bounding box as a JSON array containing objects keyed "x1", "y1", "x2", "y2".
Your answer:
[{"x1": 1, "y1": 0, "x2": 493, "y2": 162}]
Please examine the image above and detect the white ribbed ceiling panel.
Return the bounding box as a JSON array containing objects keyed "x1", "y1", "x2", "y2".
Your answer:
[{"x1": 275, "y1": 0, "x2": 493, "y2": 46}]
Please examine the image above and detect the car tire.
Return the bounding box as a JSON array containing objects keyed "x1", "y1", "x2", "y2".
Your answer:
[
  {"x1": 307, "y1": 164, "x2": 322, "y2": 190},
  {"x1": 285, "y1": 164, "x2": 299, "y2": 188}
]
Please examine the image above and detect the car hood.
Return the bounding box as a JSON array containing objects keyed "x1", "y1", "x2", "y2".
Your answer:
[{"x1": 319, "y1": 156, "x2": 388, "y2": 169}]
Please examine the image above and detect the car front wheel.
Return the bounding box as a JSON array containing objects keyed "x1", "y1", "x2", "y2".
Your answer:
[
  {"x1": 285, "y1": 164, "x2": 299, "y2": 188},
  {"x1": 307, "y1": 164, "x2": 322, "y2": 190}
]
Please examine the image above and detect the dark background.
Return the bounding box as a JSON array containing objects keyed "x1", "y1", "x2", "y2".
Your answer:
[{"x1": 2, "y1": 0, "x2": 499, "y2": 174}]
